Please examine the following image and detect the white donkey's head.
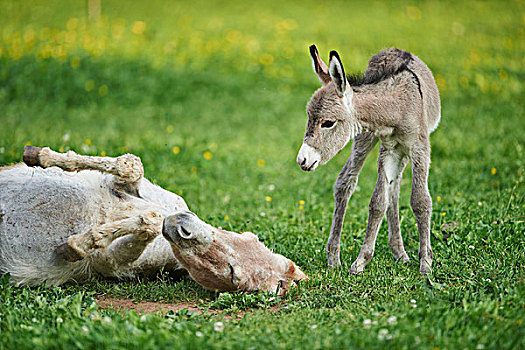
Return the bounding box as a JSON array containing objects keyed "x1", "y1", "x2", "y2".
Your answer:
[{"x1": 297, "y1": 45, "x2": 361, "y2": 171}]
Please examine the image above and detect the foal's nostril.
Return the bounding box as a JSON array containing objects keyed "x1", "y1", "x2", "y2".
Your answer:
[{"x1": 301, "y1": 158, "x2": 306, "y2": 166}]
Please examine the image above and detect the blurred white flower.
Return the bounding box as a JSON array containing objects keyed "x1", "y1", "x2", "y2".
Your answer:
[
  {"x1": 410, "y1": 299, "x2": 417, "y2": 303},
  {"x1": 476, "y1": 344, "x2": 485, "y2": 349},
  {"x1": 478, "y1": 201, "x2": 483, "y2": 206},
  {"x1": 195, "y1": 331, "x2": 203, "y2": 337},
  {"x1": 62, "y1": 133, "x2": 70, "y2": 142},
  {"x1": 214, "y1": 322, "x2": 224, "y2": 332},
  {"x1": 387, "y1": 316, "x2": 397, "y2": 325},
  {"x1": 310, "y1": 324, "x2": 318, "y2": 330},
  {"x1": 260, "y1": 212, "x2": 266, "y2": 217},
  {"x1": 0, "y1": 147, "x2": 4, "y2": 154},
  {"x1": 268, "y1": 184, "x2": 275, "y2": 191},
  {"x1": 82, "y1": 325, "x2": 89, "y2": 334},
  {"x1": 102, "y1": 316, "x2": 112, "y2": 325},
  {"x1": 32, "y1": 318, "x2": 38, "y2": 323},
  {"x1": 363, "y1": 319, "x2": 372, "y2": 328},
  {"x1": 378, "y1": 328, "x2": 389, "y2": 340},
  {"x1": 469, "y1": 245, "x2": 475, "y2": 249},
  {"x1": 56, "y1": 317, "x2": 63, "y2": 323}
]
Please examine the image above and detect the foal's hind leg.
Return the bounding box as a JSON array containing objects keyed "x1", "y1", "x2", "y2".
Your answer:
[
  {"x1": 351, "y1": 147, "x2": 405, "y2": 274},
  {"x1": 386, "y1": 157, "x2": 410, "y2": 263},
  {"x1": 327, "y1": 132, "x2": 378, "y2": 268},
  {"x1": 410, "y1": 140, "x2": 433, "y2": 274}
]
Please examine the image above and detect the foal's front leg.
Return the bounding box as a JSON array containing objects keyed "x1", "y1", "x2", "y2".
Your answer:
[{"x1": 327, "y1": 132, "x2": 378, "y2": 267}]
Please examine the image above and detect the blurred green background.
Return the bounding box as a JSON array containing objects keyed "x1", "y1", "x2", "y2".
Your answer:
[{"x1": 0, "y1": 1, "x2": 523, "y2": 349}]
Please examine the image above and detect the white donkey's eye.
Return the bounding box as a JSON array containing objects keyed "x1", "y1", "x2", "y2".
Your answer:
[{"x1": 321, "y1": 120, "x2": 336, "y2": 128}]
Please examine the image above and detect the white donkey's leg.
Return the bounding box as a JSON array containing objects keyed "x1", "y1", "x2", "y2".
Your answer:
[
  {"x1": 386, "y1": 156, "x2": 410, "y2": 263},
  {"x1": 56, "y1": 211, "x2": 163, "y2": 263},
  {"x1": 410, "y1": 140, "x2": 433, "y2": 274},
  {"x1": 350, "y1": 146, "x2": 405, "y2": 274},
  {"x1": 327, "y1": 132, "x2": 378, "y2": 268},
  {"x1": 23, "y1": 146, "x2": 143, "y2": 184}
]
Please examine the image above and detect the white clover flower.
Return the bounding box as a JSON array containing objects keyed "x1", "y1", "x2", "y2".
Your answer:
[
  {"x1": 102, "y1": 316, "x2": 112, "y2": 325},
  {"x1": 260, "y1": 212, "x2": 266, "y2": 217},
  {"x1": 478, "y1": 202, "x2": 483, "y2": 206},
  {"x1": 56, "y1": 317, "x2": 63, "y2": 323},
  {"x1": 268, "y1": 184, "x2": 275, "y2": 191},
  {"x1": 410, "y1": 299, "x2": 417, "y2": 304},
  {"x1": 469, "y1": 245, "x2": 475, "y2": 249},
  {"x1": 378, "y1": 328, "x2": 389, "y2": 340},
  {"x1": 195, "y1": 331, "x2": 203, "y2": 337},
  {"x1": 363, "y1": 319, "x2": 372, "y2": 329},
  {"x1": 310, "y1": 324, "x2": 318, "y2": 330},
  {"x1": 387, "y1": 316, "x2": 397, "y2": 325},
  {"x1": 214, "y1": 322, "x2": 224, "y2": 332}
]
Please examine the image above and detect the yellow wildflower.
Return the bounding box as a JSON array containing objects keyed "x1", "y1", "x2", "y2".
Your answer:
[
  {"x1": 491, "y1": 168, "x2": 497, "y2": 175},
  {"x1": 299, "y1": 206, "x2": 304, "y2": 210},
  {"x1": 224, "y1": 215, "x2": 230, "y2": 221},
  {"x1": 131, "y1": 21, "x2": 146, "y2": 35},
  {"x1": 85, "y1": 139, "x2": 91, "y2": 146},
  {"x1": 257, "y1": 159, "x2": 266, "y2": 167},
  {"x1": 437, "y1": 196, "x2": 441, "y2": 202},
  {"x1": 203, "y1": 151, "x2": 212, "y2": 160},
  {"x1": 172, "y1": 146, "x2": 180, "y2": 154},
  {"x1": 265, "y1": 196, "x2": 272, "y2": 202},
  {"x1": 166, "y1": 125, "x2": 174, "y2": 133},
  {"x1": 441, "y1": 212, "x2": 446, "y2": 217},
  {"x1": 299, "y1": 200, "x2": 305, "y2": 205}
]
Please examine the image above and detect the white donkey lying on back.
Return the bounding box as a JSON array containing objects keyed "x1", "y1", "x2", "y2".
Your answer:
[
  {"x1": 0, "y1": 146, "x2": 307, "y2": 292},
  {"x1": 297, "y1": 46, "x2": 440, "y2": 274}
]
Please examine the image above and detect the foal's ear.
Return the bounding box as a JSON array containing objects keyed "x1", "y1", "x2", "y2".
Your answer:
[
  {"x1": 329, "y1": 50, "x2": 347, "y2": 97},
  {"x1": 309, "y1": 44, "x2": 331, "y2": 85}
]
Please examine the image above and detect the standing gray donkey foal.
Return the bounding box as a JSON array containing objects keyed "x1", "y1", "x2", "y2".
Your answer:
[{"x1": 296, "y1": 45, "x2": 440, "y2": 274}]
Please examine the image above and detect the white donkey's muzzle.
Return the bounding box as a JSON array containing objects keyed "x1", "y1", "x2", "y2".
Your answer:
[{"x1": 296, "y1": 143, "x2": 321, "y2": 171}]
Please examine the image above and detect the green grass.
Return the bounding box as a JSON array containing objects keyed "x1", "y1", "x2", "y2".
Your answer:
[{"x1": 0, "y1": 0, "x2": 524, "y2": 349}]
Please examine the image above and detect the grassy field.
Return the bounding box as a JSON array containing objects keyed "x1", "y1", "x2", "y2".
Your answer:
[{"x1": 0, "y1": 0, "x2": 524, "y2": 348}]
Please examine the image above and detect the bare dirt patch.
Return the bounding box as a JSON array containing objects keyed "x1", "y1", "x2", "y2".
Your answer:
[{"x1": 96, "y1": 296, "x2": 281, "y2": 319}]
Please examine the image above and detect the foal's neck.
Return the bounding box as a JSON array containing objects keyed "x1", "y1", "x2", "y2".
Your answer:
[{"x1": 351, "y1": 85, "x2": 397, "y2": 134}]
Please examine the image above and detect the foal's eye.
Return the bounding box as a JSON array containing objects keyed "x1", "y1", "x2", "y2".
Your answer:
[{"x1": 321, "y1": 120, "x2": 335, "y2": 128}]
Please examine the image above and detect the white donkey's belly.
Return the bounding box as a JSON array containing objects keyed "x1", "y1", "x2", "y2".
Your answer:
[{"x1": 0, "y1": 164, "x2": 116, "y2": 266}]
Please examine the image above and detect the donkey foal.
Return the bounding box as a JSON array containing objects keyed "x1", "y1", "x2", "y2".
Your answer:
[{"x1": 297, "y1": 45, "x2": 440, "y2": 274}]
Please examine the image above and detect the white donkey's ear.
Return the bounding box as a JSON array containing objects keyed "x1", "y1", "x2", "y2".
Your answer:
[
  {"x1": 329, "y1": 50, "x2": 347, "y2": 97},
  {"x1": 309, "y1": 45, "x2": 331, "y2": 85}
]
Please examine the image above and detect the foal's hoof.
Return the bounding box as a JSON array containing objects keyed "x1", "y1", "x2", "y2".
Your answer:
[
  {"x1": 350, "y1": 260, "x2": 365, "y2": 274},
  {"x1": 419, "y1": 262, "x2": 432, "y2": 275}
]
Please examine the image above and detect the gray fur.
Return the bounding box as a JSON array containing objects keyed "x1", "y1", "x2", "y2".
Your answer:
[{"x1": 298, "y1": 46, "x2": 441, "y2": 274}]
